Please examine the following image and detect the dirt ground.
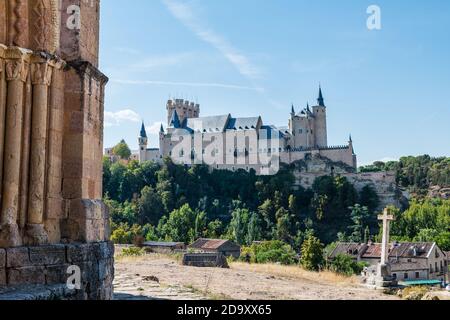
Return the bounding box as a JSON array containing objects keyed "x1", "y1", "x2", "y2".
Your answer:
[{"x1": 113, "y1": 253, "x2": 398, "y2": 300}]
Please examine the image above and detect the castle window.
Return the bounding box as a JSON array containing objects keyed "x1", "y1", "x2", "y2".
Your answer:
[
  {"x1": 299, "y1": 129, "x2": 303, "y2": 134},
  {"x1": 415, "y1": 272, "x2": 420, "y2": 279}
]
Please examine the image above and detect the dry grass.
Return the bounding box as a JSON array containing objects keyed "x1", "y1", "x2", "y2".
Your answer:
[{"x1": 230, "y1": 262, "x2": 359, "y2": 286}]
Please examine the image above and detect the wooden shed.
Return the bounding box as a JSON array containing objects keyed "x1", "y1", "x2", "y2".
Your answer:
[
  {"x1": 143, "y1": 241, "x2": 186, "y2": 254},
  {"x1": 189, "y1": 239, "x2": 241, "y2": 259}
]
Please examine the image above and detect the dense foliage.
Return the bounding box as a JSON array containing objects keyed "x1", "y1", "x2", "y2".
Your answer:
[
  {"x1": 389, "y1": 199, "x2": 450, "y2": 250},
  {"x1": 103, "y1": 157, "x2": 380, "y2": 249},
  {"x1": 360, "y1": 155, "x2": 450, "y2": 193}
]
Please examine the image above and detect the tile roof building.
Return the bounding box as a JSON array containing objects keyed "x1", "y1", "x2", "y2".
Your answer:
[{"x1": 329, "y1": 242, "x2": 449, "y2": 283}]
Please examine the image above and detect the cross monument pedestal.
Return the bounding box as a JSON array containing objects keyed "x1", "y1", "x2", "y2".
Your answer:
[{"x1": 373, "y1": 208, "x2": 398, "y2": 288}]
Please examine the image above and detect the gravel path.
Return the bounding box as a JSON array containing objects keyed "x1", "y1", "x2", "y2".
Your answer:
[{"x1": 113, "y1": 254, "x2": 398, "y2": 300}]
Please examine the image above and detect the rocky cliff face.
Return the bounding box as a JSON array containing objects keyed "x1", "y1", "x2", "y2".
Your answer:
[{"x1": 289, "y1": 154, "x2": 407, "y2": 210}]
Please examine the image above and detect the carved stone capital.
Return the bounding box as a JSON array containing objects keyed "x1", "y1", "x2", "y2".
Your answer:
[
  {"x1": 30, "y1": 61, "x2": 53, "y2": 86},
  {"x1": 4, "y1": 47, "x2": 32, "y2": 82}
]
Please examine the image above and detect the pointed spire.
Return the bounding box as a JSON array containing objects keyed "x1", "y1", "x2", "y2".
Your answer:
[
  {"x1": 169, "y1": 110, "x2": 180, "y2": 128},
  {"x1": 140, "y1": 121, "x2": 147, "y2": 138},
  {"x1": 291, "y1": 104, "x2": 295, "y2": 117},
  {"x1": 160, "y1": 123, "x2": 165, "y2": 133},
  {"x1": 306, "y1": 102, "x2": 311, "y2": 112},
  {"x1": 317, "y1": 85, "x2": 325, "y2": 107},
  {"x1": 349, "y1": 134, "x2": 353, "y2": 143}
]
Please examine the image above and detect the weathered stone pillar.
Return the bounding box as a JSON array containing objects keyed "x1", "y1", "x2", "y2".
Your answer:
[
  {"x1": 0, "y1": 45, "x2": 7, "y2": 204},
  {"x1": 0, "y1": 47, "x2": 30, "y2": 247},
  {"x1": 25, "y1": 56, "x2": 53, "y2": 245}
]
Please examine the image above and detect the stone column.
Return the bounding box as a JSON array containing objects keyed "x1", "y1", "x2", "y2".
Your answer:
[
  {"x1": 25, "y1": 56, "x2": 53, "y2": 245},
  {"x1": 0, "y1": 45, "x2": 7, "y2": 204},
  {"x1": 0, "y1": 47, "x2": 30, "y2": 248}
]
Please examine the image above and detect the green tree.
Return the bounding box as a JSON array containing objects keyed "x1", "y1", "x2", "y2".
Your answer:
[
  {"x1": 158, "y1": 204, "x2": 205, "y2": 244},
  {"x1": 247, "y1": 212, "x2": 263, "y2": 245},
  {"x1": 112, "y1": 139, "x2": 132, "y2": 160},
  {"x1": 137, "y1": 186, "x2": 163, "y2": 225},
  {"x1": 300, "y1": 235, "x2": 324, "y2": 271},
  {"x1": 348, "y1": 204, "x2": 370, "y2": 243},
  {"x1": 228, "y1": 208, "x2": 250, "y2": 245},
  {"x1": 275, "y1": 208, "x2": 292, "y2": 243}
]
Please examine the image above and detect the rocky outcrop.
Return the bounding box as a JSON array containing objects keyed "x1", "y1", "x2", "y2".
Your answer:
[{"x1": 290, "y1": 155, "x2": 406, "y2": 210}]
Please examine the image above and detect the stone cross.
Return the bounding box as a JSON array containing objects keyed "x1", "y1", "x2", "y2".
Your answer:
[{"x1": 378, "y1": 208, "x2": 395, "y2": 265}]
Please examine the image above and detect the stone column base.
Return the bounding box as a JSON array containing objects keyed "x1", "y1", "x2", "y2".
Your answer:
[{"x1": 0, "y1": 241, "x2": 114, "y2": 300}]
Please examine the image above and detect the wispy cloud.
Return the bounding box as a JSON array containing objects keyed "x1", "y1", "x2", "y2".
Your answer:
[
  {"x1": 130, "y1": 52, "x2": 193, "y2": 71},
  {"x1": 162, "y1": 0, "x2": 262, "y2": 79},
  {"x1": 111, "y1": 79, "x2": 264, "y2": 92},
  {"x1": 105, "y1": 109, "x2": 141, "y2": 127}
]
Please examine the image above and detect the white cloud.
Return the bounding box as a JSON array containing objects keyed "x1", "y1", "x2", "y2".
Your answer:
[
  {"x1": 105, "y1": 109, "x2": 141, "y2": 127},
  {"x1": 146, "y1": 122, "x2": 165, "y2": 135},
  {"x1": 162, "y1": 0, "x2": 262, "y2": 79},
  {"x1": 111, "y1": 79, "x2": 264, "y2": 92}
]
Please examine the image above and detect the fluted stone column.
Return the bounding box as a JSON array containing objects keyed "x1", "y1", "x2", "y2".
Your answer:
[
  {"x1": 0, "y1": 47, "x2": 30, "y2": 247},
  {"x1": 25, "y1": 56, "x2": 53, "y2": 245}
]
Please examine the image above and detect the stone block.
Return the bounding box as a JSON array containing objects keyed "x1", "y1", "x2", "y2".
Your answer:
[
  {"x1": 6, "y1": 247, "x2": 30, "y2": 268},
  {"x1": 69, "y1": 199, "x2": 105, "y2": 220},
  {"x1": 46, "y1": 197, "x2": 64, "y2": 219},
  {"x1": 0, "y1": 249, "x2": 5, "y2": 268},
  {"x1": 62, "y1": 178, "x2": 83, "y2": 199},
  {"x1": 98, "y1": 241, "x2": 114, "y2": 260},
  {"x1": 0, "y1": 268, "x2": 5, "y2": 286},
  {"x1": 45, "y1": 264, "x2": 70, "y2": 285},
  {"x1": 8, "y1": 266, "x2": 46, "y2": 286},
  {"x1": 98, "y1": 258, "x2": 114, "y2": 282},
  {"x1": 29, "y1": 245, "x2": 66, "y2": 266},
  {"x1": 66, "y1": 243, "x2": 95, "y2": 264}
]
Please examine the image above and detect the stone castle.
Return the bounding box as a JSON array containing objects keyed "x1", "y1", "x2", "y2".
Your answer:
[
  {"x1": 129, "y1": 87, "x2": 357, "y2": 175},
  {"x1": 0, "y1": 0, "x2": 113, "y2": 299}
]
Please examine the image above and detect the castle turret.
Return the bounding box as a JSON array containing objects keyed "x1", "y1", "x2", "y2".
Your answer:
[
  {"x1": 349, "y1": 134, "x2": 358, "y2": 169},
  {"x1": 169, "y1": 109, "x2": 181, "y2": 128},
  {"x1": 312, "y1": 86, "x2": 328, "y2": 148},
  {"x1": 138, "y1": 122, "x2": 148, "y2": 162},
  {"x1": 159, "y1": 124, "x2": 165, "y2": 156}
]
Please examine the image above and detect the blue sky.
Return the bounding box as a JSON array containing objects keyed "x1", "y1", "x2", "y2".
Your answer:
[{"x1": 100, "y1": 0, "x2": 450, "y2": 165}]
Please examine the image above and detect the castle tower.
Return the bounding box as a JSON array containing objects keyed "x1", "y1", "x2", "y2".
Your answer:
[
  {"x1": 167, "y1": 98, "x2": 200, "y2": 127},
  {"x1": 312, "y1": 86, "x2": 328, "y2": 148},
  {"x1": 139, "y1": 122, "x2": 148, "y2": 162},
  {"x1": 159, "y1": 124, "x2": 165, "y2": 156}
]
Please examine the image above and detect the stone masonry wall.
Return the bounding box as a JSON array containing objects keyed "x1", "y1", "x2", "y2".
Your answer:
[{"x1": 0, "y1": 242, "x2": 114, "y2": 300}]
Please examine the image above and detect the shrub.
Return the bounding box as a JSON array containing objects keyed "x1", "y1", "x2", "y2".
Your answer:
[
  {"x1": 121, "y1": 247, "x2": 145, "y2": 257},
  {"x1": 328, "y1": 254, "x2": 367, "y2": 276},
  {"x1": 239, "y1": 241, "x2": 297, "y2": 265},
  {"x1": 400, "y1": 286, "x2": 430, "y2": 300}
]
